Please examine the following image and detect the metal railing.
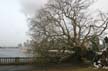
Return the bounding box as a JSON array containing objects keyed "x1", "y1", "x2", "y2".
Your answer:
[
  {"x1": 0, "y1": 57, "x2": 34, "y2": 65},
  {"x1": 0, "y1": 56, "x2": 60, "y2": 65}
]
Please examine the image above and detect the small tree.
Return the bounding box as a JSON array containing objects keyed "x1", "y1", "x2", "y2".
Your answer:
[{"x1": 90, "y1": 35, "x2": 100, "y2": 51}]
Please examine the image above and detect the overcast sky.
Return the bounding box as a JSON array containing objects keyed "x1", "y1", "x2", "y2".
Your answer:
[{"x1": 0, "y1": 0, "x2": 108, "y2": 47}]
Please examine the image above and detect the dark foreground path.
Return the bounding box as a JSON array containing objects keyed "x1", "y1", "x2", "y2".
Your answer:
[
  {"x1": 0, "y1": 65, "x2": 47, "y2": 71},
  {"x1": 0, "y1": 63, "x2": 90, "y2": 71},
  {"x1": 0, "y1": 65, "x2": 107, "y2": 71}
]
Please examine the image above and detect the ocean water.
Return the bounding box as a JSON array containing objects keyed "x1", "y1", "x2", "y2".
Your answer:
[{"x1": 0, "y1": 48, "x2": 29, "y2": 57}]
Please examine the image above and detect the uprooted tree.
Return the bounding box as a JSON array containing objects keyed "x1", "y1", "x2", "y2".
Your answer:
[{"x1": 24, "y1": 0, "x2": 108, "y2": 63}]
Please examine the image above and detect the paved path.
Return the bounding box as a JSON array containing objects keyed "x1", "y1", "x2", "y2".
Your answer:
[
  {"x1": 0, "y1": 65, "x2": 46, "y2": 71},
  {"x1": 0, "y1": 64, "x2": 90, "y2": 71}
]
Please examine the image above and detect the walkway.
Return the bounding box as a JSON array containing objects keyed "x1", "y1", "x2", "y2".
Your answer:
[
  {"x1": 0, "y1": 63, "x2": 90, "y2": 71},
  {"x1": 0, "y1": 65, "x2": 46, "y2": 71}
]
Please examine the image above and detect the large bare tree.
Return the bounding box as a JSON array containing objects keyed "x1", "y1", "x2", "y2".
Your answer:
[{"x1": 26, "y1": 0, "x2": 108, "y2": 60}]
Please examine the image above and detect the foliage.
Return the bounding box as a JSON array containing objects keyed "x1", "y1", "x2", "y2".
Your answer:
[{"x1": 90, "y1": 35, "x2": 100, "y2": 51}]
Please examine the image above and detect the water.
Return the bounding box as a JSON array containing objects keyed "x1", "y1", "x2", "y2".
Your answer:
[{"x1": 0, "y1": 48, "x2": 29, "y2": 57}]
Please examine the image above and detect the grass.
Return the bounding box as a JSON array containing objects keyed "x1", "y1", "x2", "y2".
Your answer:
[{"x1": 31, "y1": 66, "x2": 108, "y2": 71}]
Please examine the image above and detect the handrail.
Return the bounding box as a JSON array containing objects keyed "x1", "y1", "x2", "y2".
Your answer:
[{"x1": 0, "y1": 57, "x2": 34, "y2": 65}]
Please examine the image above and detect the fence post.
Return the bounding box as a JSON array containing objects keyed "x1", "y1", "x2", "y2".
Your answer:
[{"x1": 15, "y1": 57, "x2": 19, "y2": 64}]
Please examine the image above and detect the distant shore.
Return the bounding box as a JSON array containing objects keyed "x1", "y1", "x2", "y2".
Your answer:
[{"x1": 0, "y1": 47, "x2": 19, "y2": 48}]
